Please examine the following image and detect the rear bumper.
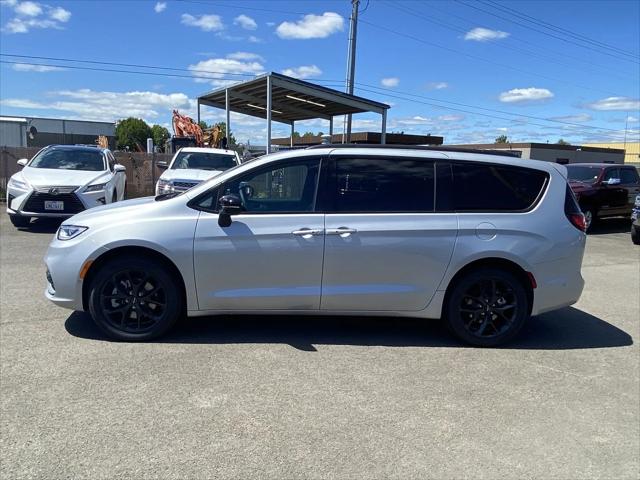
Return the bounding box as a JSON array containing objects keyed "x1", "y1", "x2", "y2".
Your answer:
[{"x1": 531, "y1": 254, "x2": 585, "y2": 315}]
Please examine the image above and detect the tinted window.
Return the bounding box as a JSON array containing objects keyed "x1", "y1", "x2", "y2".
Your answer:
[
  {"x1": 603, "y1": 168, "x2": 620, "y2": 181},
  {"x1": 332, "y1": 157, "x2": 434, "y2": 212},
  {"x1": 29, "y1": 148, "x2": 105, "y2": 171},
  {"x1": 452, "y1": 162, "x2": 548, "y2": 211},
  {"x1": 220, "y1": 158, "x2": 320, "y2": 213},
  {"x1": 171, "y1": 151, "x2": 237, "y2": 171},
  {"x1": 620, "y1": 168, "x2": 639, "y2": 184},
  {"x1": 566, "y1": 165, "x2": 602, "y2": 184}
]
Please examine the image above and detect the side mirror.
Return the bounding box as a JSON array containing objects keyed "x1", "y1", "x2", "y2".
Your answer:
[
  {"x1": 114, "y1": 164, "x2": 126, "y2": 173},
  {"x1": 218, "y1": 194, "x2": 242, "y2": 227},
  {"x1": 17, "y1": 158, "x2": 28, "y2": 167},
  {"x1": 157, "y1": 161, "x2": 168, "y2": 170},
  {"x1": 606, "y1": 178, "x2": 621, "y2": 185}
]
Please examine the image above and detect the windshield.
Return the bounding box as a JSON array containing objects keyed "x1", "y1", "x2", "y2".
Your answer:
[
  {"x1": 171, "y1": 151, "x2": 237, "y2": 171},
  {"x1": 29, "y1": 148, "x2": 105, "y2": 171},
  {"x1": 566, "y1": 165, "x2": 601, "y2": 184}
]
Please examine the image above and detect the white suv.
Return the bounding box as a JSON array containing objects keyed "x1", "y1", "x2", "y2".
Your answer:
[
  {"x1": 44, "y1": 145, "x2": 586, "y2": 346},
  {"x1": 6, "y1": 145, "x2": 126, "y2": 228},
  {"x1": 155, "y1": 147, "x2": 241, "y2": 195}
]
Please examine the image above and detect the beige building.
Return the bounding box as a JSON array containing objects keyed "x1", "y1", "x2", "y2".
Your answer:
[{"x1": 582, "y1": 142, "x2": 639, "y2": 164}]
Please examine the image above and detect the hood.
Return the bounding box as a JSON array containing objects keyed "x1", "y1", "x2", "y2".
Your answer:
[
  {"x1": 21, "y1": 166, "x2": 109, "y2": 188},
  {"x1": 159, "y1": 169, "x2": 225, "y2": 183},
  {"x1": 64, "y1": 196, "x2": 158, "y2": 225}
]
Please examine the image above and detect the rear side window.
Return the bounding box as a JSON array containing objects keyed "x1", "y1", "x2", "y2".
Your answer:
[
  {"x1": 451, "y1": 162, "x2": 548, "y2": 212},
  {"x1": 331, "y1": 157, "x2": 434, "y2": 212},
  {"x1": 620, "y1": 168, "x2": 639, "y2": 185}
]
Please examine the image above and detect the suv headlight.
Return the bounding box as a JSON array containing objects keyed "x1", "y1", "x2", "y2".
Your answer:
[
  {"x1": 7, "y1": 177, "x2": 30, "y2": 191},
  {"x1": 84, "y1": 182, "x2": 107, "y2": 193},
  {"x1": 156, "y1": 179, "x2": 174, "y2": 195},
  {"x1": 57, "y1": 225, "x2": 88, "y2": 241}
]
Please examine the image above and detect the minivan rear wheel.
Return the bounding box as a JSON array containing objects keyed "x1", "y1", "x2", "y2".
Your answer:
[
  {"x1": 88, "y1": 256, "x2": 182, "y2": 341},
  {"x1": 445, "y1": 268, "x2": 529, "y2": 347}
]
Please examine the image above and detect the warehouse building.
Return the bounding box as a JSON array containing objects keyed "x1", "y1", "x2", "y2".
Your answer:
[
  {"x1": 582, "y1": 142, "x2": 639, "y2": 164},
  {"x1": 0, "y1": 116, "x2": 115, "y2": 149},
  {"x1": 448, "y1": 142, "x2": 625, "y2": 164}
]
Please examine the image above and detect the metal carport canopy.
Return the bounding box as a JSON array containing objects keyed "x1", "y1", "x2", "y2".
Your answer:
[{"x1": 196, "y1": 72, "x2": 390, "y2": 152}]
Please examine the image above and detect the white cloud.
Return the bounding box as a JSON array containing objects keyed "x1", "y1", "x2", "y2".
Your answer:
[
  {"x1": 426, "y1": 82, "x2": 448, "y2": 90},
  {"x1": 188, "y1": 53, "x2": 265, "y2": 86},
  {"x1": 154, "y1": 2, "x2": 166, "y2": 13},
  {"x1": 464, "y1": 27, "x2": 510, "y2": 42},
  {"x1": 276, "y1": 12, "x2": 344, "y2": 39},
  {"x1": 248, "y1": 35, "x2": 261, "y2": 43},
  {"x1": 234, "y1": 14, "x2": 257, "y2": 30},
  {"x1": 584, "y1": 96, "x2": 640, "y2": 111},
  {"x1": 2, "y1": 1, "x2": 71, "y2": 33},
  {"x1": 12, "y1": 63, "x2": 65, "y2": 72},
  {"x1": 49, "y1": 6, "x2": 70, "y2": 22},
  {"x1": 381, "y1": 77, "x2": 399, "y2": 88},
  {"x1": 627, "y1": 115, "x2": 639, "y2": 123},
  {"x1": 1, "y1": 89, "x2": 192, "y2": 122},
  {"x1": 549, "y1": 113, "x2": 592, "y2": 122},
  {"x1": 499, "y1": 87, "x2": 554, "y2": 103},
  {"x1": 181, "y1": 13, "x2": 224, "y2": 32},
  {"x1": 227, "y1": 51, "x2": 264, "y2": 62},
  {"x1": 0, "y1": 0, "x2": 18, "y2": 7},
  {"x1": 15, "y1": 1, "x2": 41, "y2": 16},
  {"x1": 437, "y1": 114, "x2": 465, "y2": 122},
  {"x1": 281, "y1": 65, "x2": 322, "y2": 79}
]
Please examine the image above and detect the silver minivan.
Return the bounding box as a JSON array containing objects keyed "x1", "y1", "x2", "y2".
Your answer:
[{"x1": 45, "y1": 145, "x2": 586, "y2": 346}]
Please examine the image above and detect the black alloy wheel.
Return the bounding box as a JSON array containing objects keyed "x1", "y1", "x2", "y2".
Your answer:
[
  {"x1": 446, "y1": 268, "x2": 529, "y2": 347},
  {"x1": 89, "y1": 256, "x2": 182, "y2": 341}
]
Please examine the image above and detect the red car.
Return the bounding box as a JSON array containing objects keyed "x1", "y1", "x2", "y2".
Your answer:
[{"x1": 565, "y1": 163, "x2": 640, "y2": 231}]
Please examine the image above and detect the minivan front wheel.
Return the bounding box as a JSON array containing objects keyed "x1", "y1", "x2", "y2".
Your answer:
[
  {"x1": 445, "y1": 268, "x2": 529, "y2": 347},
  {"x1": 88, "y1": 256, "x2": 182, "y2": 341}
]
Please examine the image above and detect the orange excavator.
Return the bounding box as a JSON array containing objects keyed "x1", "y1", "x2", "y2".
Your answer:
[{"x1": 168, "y1": 110, "x2": 226, "y2": 153}]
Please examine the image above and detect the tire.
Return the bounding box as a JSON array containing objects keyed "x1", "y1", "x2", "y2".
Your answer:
[
  {"x1": 9, "y1": 215, "x2": 30, "y2": 228},
  {"x1": 632, "y1": 225, "x2": 640, "y2": 245},
  {"x1": 582, "y1": 207, "x2": 596, "y2": 232},
  {"x1": 445, "y1": 268, "x2": 529, "y2": 347},
  {"x1": 88, "y1": 255, "x2": 183, "y2": 341}
]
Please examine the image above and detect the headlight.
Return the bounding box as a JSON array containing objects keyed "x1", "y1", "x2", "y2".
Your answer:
[
  {"x1": 7, "y1": 177, "x2": 30, "y2": 191},
  {"x1": 84, "y1": 182, "x2": 108, "y2": 192},
  {"x1": 57, "y1": 225, "x2": 88, "y2": 241},
  {"x1": 156, "y1": 179, "x2": 174, "y2": 195}
]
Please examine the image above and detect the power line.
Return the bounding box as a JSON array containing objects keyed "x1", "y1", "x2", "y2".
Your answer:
[
  {"x1": 457, "y1": 0, "x2": 639, "y2": 64},
  {"x1": 358, "y1": 18, "x2": 628, "y2": 96},
  {"x1": 482, "y1": 0, "x2": 639, "y2": 58}
]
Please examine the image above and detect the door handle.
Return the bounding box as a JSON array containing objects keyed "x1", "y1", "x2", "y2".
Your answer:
[
  {"x1": 292, "y1": 228, "x2": 324, "y2": 237},
  {"x1": 326, "y1": 227, "x2": 358, "y2": 237}
]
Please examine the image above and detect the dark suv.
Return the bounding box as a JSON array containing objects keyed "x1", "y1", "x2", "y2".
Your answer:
[{"x1": 565, "y1": 163, "x2": 640, "y2": 231}]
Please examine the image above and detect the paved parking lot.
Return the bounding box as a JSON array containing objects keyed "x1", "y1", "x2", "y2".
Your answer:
[{"x1": 1, "y1": 214, "x2": 638, "y2": 479}]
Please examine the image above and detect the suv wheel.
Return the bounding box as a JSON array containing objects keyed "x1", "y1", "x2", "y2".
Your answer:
[
  {"x1": 632, "y1": 225, "x2": 640, "y2": 245},
  {"x1": 445, "y1": 268, "x2": 529, "y2": 347},
  {"x1": 9, "y1": 215, "x2": 30, "y2": 228},
  {"x1": 88, "y1": 256, "x2": 183, "y2": 341},
  {"x1": 583, "y1": 208, "x2": 595, "y2": 232}
]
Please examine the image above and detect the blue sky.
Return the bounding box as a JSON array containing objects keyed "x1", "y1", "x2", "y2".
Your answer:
[{"x1": 0, "y1": 0, "x2": 638, "y2": 145}]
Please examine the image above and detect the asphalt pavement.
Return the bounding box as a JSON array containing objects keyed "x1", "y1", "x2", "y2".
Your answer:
[{"x1": 1, "y1": 214, "x2": 638, "y2": 479}]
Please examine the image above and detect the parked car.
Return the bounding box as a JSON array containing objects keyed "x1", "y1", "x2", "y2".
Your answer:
[
  {"x1": 45, "y1": 145, "x2": 586, "y2": 347},
  {"x1": 6, "y1": 145, "x2": 126, "y2": 228},
  {"x1": 631, "y1": 194, "x2": 640, "y2": 245},
  {"x1": 155, "y1": 147, "x2": 241, "y2": 196},
  {"x1": 565, "y1": 163, "x2": 640, "y2": 231}
]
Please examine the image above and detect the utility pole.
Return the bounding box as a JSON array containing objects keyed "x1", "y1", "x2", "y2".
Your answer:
[{"x1": 344, "y1": 0, "x2": 360, "y2": 143}]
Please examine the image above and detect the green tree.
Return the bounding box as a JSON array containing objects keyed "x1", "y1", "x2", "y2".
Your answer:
[
  {"x1": 115, "y1": 117, "x2": 152, "y2": 151},
  {"x1": 198, "y1": 120, "x2": 209, "y2": 131},
  {"x1": 556, "y1": 138, "x2": 570, "y2": 145},
  {"x1": 292, "y1": 131, "x2": 301, "y2": 139},
  {"x1": 151, "y1": 124, "x2": 170, "y2": 151},
  {"x1": 302, "y1": 131, "x2": 316, "y2": 138},
  {"x1": 495, "y1": 134, "x2": 509, "y2": 144}
]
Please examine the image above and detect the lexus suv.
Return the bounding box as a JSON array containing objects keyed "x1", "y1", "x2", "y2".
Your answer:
[
  {"x1": 155, "y1": 147, "x2": 241, "y2": 195},
  {"x1": 6, "y1": 145, "x2": 127, "y2": 228},
  {"x1": 566, "y1": 163, "x2": 640, "y2": 231},
  {"x1": 45, "y1": 146, "x2": 586, "y2": 347}
]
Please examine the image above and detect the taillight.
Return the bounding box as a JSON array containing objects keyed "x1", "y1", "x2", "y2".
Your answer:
[{"x1": 568, "y1": 213, "x2": 586, "y2": 232}]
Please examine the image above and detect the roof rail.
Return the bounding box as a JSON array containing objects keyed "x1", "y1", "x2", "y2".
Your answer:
[{"x1": 306, "y1": 143, "x2": 521, "y2": 158}]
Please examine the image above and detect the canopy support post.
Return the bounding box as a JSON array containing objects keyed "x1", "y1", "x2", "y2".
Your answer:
[
  {"x1": 381, "y1": 109, "x2": 387, "y2": 144},
  {"x1": 266, "y1": 75, "x2": 272, "y2": 154}
]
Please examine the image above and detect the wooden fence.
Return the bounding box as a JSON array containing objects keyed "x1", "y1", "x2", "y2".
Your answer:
[{"x1": 0, "y1": 146, "x2": 173, "y2": 199}]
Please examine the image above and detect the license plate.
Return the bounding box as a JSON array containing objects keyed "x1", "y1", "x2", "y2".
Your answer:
[{"x1": 44, "y1": 201, "x2": 64, "y2": 211}]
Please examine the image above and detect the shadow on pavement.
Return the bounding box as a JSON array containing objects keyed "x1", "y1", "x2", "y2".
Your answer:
[
  {"x1": 65, "y1": 306, "x2": 633, "y2": 351},
  {"x1": 588, "y1": 218, "x2": 631, "y2": 235}
]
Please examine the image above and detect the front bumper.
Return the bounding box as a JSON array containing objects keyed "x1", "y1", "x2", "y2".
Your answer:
[{"x1": 7, "y1": 186, "x2": 108, "y2": 218}]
